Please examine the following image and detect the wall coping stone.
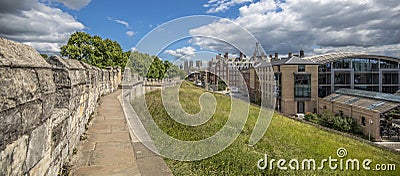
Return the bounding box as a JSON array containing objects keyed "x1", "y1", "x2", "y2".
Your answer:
[
  {"x1": 47, "y1": 56, "x2": 86, "y2": 70},
  {"x1": 0, "y1": 38, "x2": 51, "y2": 68}
]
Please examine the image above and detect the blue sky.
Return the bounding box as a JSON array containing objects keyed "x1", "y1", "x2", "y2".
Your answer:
[
  {"x1": 47, "y1": 0, "x2": 249, "y2": 54},
  {"x1": 0, "y1": 0, "x2": 399, "y2": 61}
]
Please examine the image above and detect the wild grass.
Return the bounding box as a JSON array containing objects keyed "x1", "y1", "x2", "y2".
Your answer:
[{"x1": 141, "y1": 82, "x2": 400, "y2": 175}]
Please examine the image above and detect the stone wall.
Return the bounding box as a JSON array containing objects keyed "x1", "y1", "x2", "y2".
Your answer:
[{"x1": 0, "y1": 38, "x2": 121, "y2": 175}]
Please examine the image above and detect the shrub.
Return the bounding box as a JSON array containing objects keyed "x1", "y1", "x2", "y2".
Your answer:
[
  {"x1": 305, "y1": 112, "x2": 319, "y2": 124},
  {"x1": 318, "y1": 110, "x2": 363, "y2": 135}
]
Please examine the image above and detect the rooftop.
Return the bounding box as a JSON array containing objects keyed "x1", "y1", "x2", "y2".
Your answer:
[
  {"x1": 335, "y1": 88, "x2": 400, "y2": 103},
  {"x1": 322, "y1": 89, "x2": 400, "y2": 113},
  {"x1": 303, "y1": 52, "x2": 400, "y2": 64}
]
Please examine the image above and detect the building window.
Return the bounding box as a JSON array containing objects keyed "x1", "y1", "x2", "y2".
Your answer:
[
  {"x1": 380, "y1": 60, "x2": 398, "y2": 69},
  {"x1": 294, "y1": 74, "x2": 311, "y2": 99},
  {"x1": 333, "y1": 59, "x2": 351, "y2": 69},
  {"x1": 319, "y1": 63, "x2": 331, "y2": 72},
  {"x1": 361, "y1": 116, "x2": 366, "y2": 126},
  {"x1": 298, "y1": 65, "x2": 305, "y2": 72},
  {"x1": 334, "y1": 72, "x2": 351, "y2": 84}
]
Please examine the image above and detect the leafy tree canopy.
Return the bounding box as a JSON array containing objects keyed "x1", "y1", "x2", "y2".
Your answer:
[
  {"x1": 126, "y1": 51, "x2": 186, "y2": 79},
  {"x1": 60, "y1": 31, "x2": 128, "y2": 69}
]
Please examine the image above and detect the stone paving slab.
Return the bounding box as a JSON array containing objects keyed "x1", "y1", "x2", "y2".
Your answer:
[
  {"x1": 70, "y1": 89, "x2": 173, "y2": 176},
  {"x1": 119, "y1": 90, "x2": 173, "y2": 176},
  {"x1": 70, "y1": 90, "x2": 141, "y2": 176}
]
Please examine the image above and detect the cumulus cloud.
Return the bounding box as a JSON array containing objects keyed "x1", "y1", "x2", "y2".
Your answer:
[
  {"x1": 194, "y1": 0, "x2": 400, "y2": 57},
  {"x1": 204, "y1": 0, "x2": 253, "y2": 13},
  {"x1": 165, "y1": 46, "x2": 196, "y2": 60},
  {"x1": 0, "y1": 0, "x2": 85, "y2": 54}
]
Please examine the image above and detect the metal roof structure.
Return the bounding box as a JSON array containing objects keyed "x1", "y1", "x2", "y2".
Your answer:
[
  {"x1": 322, "y1": 89, "x2": 400, "y2": 113},
  {"x1": 303, "y1": 52, "x2": 400, "y2": 64},
  {"x1": 336, "y1": 88, "x2": 400, "y2": 103}
]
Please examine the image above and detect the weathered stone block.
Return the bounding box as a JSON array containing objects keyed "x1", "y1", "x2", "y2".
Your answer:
[
  {"x1": 0, "y1": 135, "x2": 28, "y2": 176},
  {"x1": 21, "y1": 100, "x2": 43, "y2": 134},
  {"x1": 26, "y1": 123, "x2": 50, "y2": 169},
  {"x1": 46, "y1": 158, "x2": 62, "y2": 176},
  {"x1": 0, "y1": 38, "x2": 51, "y2": 68},
  {"x1": 28, "y1": 150, "x2": 51, "y2": 176},
  {"x1": 0, "y1": 108, "x2": 22, "y2": 151},
  {"x1": 0, "y1": 68, "x2": 39, "y2": 111},
  {"x1": 52, "y1": 70, "x2": 71, "y2": 88},
  {"x1": 36, "y1": 69, "x2": 56, "y2": 94}
]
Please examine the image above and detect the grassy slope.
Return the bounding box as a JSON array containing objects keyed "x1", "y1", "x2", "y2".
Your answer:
[{"x1": 143, "y1": 82, "x2": 400, "y2": 175}]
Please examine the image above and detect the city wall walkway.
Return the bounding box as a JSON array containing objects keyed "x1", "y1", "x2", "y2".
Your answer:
[{"x1": 70, "y1": 89, "x2": 171, "y2": 176}]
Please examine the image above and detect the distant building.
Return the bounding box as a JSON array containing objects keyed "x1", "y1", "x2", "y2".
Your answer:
[
  {"x1": 184, "y1": 61, "x2": 189, "y2": 72},
  {"x1": 189, "y1": 60, "x2": 194, "y2": 70},
  {"x1": 270, "y1": 55, "x2": 319, "y2": 114},
  {"x1": 196, "y1": 60, "x2": 202, "y2": 69},
  {"x1": 267, "y1": 51, "x2": 400, "y2": 115},
  {"x1": 207, "y1": 52, "x2": 257, "y2": 91}
]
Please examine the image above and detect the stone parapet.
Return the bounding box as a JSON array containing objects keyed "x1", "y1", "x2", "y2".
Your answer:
[{"x1": 0, "y1": 38, "x2": 121, "y2": 175}]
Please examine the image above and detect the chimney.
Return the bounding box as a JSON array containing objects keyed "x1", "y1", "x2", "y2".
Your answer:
[
  {"x1": 288, "y1": 52, "x2": 292, "y2": 58},
  {"x1": 300, "y1": 48, "x2": 304, "y2": 58},
  {"x1": 240, "y1": 52, "x2": 243, "y2": 60},
  {"x1": 274, "y1": 52, "x2": 279, "y2": 60}
]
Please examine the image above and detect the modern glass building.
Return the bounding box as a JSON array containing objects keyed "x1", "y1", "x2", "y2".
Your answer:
[
  {"x1": 303, "y1": 52, "x2": 400, "y2": 98},
  {"x1": 267, "y1": 52, "x2": 399, "y2": 115}
]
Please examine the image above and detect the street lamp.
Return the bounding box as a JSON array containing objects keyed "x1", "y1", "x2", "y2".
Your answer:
[{"x1": 368, "y1": 119, "x2": 373, "y2": 141}]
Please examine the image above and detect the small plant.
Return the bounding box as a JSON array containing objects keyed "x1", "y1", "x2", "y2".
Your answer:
[
  {"x1": 58, "y1": 162, "x2": 72, "y2": 176},
  {"x1": 72, "y1": 148, "x2": 78, "y2": 155},
  {"x1": 80, "y1": 134, "x2": 88, "y2": 141}
]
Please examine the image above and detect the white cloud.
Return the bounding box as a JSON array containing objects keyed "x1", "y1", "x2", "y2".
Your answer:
[
  {"x1": 126, "y1": 31, "x2": 135, "y2": 37},
  {"x1": 130, "y1": 47, "x2": 137, "y2": 52},
  {"x1": 165, "y1": 46, "x2": 196, "y2": 60},
  {"x1": 204, "y1": 0, "x2": 253, "y2": 13},
  {"x1": 44, "y1": 0, "x2": 91, "y2": 10},
  {"x1": 193, "y1": 0, "x2": 400, "y2": 57},
  {"x1": 107, "y1": 17, "x2": 136, "y2": 38},
  {"x1": 0, "y1": 0, "x2": 85, "y2": 54},
  {"x1": 106, "y1": 17, "x2": 131, "y2": 28}
]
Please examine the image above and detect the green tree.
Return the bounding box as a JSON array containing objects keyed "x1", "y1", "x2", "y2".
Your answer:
[
  {"x1": 217, "y1": 79, "x2": 227, "y2": 91},
  {"x1": 147, "y1": 56, "x2": 165, "y2": 79},
  {"x1": 60, "y1": 31, "x2": 128, "y2": 69},
  {"x1": 128, "y1": 51, "x2": 186, "y2": 79},
  {"x1": 128, "y1": 51, "x2": 153, "y2": 77}
]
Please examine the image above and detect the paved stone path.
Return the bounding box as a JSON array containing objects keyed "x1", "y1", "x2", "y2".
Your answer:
[
  {"x1": 70, "y1": 89, "x2": 171, "y2": 176},
  {"x1": 70, "y1": 89, "x2": 140, "y2": 175}
]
